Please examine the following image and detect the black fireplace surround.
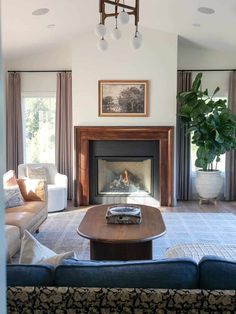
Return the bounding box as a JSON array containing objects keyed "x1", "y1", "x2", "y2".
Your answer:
[{"x1": 89, "y1": 140, "x2": 159, "y2": 204}]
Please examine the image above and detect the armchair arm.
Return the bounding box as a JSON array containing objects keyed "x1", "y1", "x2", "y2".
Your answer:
[{"x1": 55, "y1": 173, "x2": 68, "y2": 188}]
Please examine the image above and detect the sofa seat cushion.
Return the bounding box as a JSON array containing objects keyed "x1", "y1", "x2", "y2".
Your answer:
[
  {"x1": 5, "y1": 212, "x2": 36, "y2": 236},
  {"x1": 7, "y1": 264, "x2": 54, "y2": 286},
  {"x1": 199, "y1": 256, "x2": 236, "y2": 290},
  {"x1": 5, "y1": 225, "x2": 21, "y2": 258},
  {"x1": 5, "y1": 201, "x2": 46, "y2": 215},
  {"x1": 164, "y1": 243, "x2": 236, "y2": 263},
  {"x1": 55, "y1": 258, "x2": 198, "y2": 289}
]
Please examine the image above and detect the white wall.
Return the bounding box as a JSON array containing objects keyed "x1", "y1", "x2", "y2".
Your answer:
[
  {"x1": 178, "y1": 40, "x2": 236, "y2": 70},
  {"x1": 0, "y1": 3, "x2": 6, "y2": 312},
  {"x1": 178, "y1": 39, "x2": 236, "y2": 96},
  {"x1": 5, "y1": 44, "x2": 72, "y2": 71},
  {"x1": 72, "y1": 28, "x2": 178, "y2": 126},
  {"x1": 20, "y1": 73, "x2": 57, "y2": 94}
]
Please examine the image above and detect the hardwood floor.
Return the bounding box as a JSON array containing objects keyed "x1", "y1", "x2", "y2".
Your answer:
[
  {"x1": 68, "y1": 201, "x2": 236, "y2": 214},
  {"x1": 162, "y1": 201, "x2": 236, "y2": 214}
]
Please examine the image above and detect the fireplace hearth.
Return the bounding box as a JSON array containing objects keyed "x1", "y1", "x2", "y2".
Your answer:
[{"x1": 75, "y1": 126, "x2": 174, "y2": 206}]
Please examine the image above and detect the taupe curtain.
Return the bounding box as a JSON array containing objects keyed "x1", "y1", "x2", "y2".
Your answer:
[
  {"x1": 6, "y1": 72, "x2": 23, "y2": 175},
  {"x1": 55, "y1": 72, "x2": 73, "y2": 200},
  {"x1": 225, "y1": 71, "x2": 236, "y2": 200},
  {"x1": 176, "y1": 71, "x2": 192, "y2": 200}
]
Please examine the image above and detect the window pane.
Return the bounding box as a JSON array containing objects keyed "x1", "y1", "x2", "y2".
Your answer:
[{"x1": 22, "y1": 97, "x2": 56, "y2": 163}]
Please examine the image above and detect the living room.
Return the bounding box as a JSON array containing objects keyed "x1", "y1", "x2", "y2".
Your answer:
[{"x1": 1, "y1": 0, "x2": 236, "y2": 313}]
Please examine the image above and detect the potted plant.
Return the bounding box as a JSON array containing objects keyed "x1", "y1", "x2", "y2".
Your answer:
[{"x1": 177, "y1": 73, "x2": 236, "y2": 200}]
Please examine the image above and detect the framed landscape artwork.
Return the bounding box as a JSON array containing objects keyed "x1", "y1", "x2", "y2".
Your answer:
[{"x1": 98, "y1": 80, "x2": 149, "y2": 117}]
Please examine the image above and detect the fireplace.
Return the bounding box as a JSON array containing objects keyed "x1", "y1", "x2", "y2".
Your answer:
[
  {"x1": 75, "y1": 126, "x2": 174, "y2": 206},
  {"x1": 89, "y1": 140, "x2": 159, "y2": 204},
  {"x1": 97, "y1": 157, "x2": 153, "y2": 195}
]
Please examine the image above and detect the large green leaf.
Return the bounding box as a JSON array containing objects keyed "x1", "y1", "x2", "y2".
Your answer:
[{"x1": 192, "y1": 73, "x2": 202, "y2": 92}]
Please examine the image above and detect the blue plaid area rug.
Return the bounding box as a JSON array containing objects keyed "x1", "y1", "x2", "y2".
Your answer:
[
  {"x1": 30, "y1": 210, "x2": 236, "y2": 260},
  {"x1": 154, "y1": 212, "x2": 236, "y2": 258}
]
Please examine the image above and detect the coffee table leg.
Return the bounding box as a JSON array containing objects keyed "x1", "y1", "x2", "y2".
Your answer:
[{"x1": 90, "y1": 240, "x2": 152, "y2": 260}]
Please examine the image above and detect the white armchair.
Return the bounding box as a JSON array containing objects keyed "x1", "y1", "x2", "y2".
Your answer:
[{"x1": 18, "y1": 163, "x2": 67, "y2": 212}]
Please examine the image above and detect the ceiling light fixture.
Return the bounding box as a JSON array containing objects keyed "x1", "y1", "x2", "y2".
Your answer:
[
  {"x1": 192, "y1": 23, "x2": 201, "y2": 27},
  {"x1": 198, "y1": 7, "x2": 215, "y2": 14},
  {"x1": 96, "y1": 0, "x2": 142, "y2": 51},
  {"x1": 47, "y1": 24, "x2": 56, "y2": 28},
  {"x1": 32, "y1": 8, "x2": 50, "y2": 16}
]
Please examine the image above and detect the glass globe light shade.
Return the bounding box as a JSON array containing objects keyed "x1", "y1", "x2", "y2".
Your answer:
[
  {"x1": 136, "y1": 31, "x2": 142, "y2": 40},
  {"x1": 97, "y1": 38, "x2": 108, "y2": 51},
  {"x1": 131, "y1": 35, "x2": 142, "y2": 49},
  {"x1": 95, "y1": 23, "x2": 106, "y2": 37},
  {"x1": 111, "y1": 27, "x2": 122, "y2": 40},
  {"x1": 118, "y1": 10, "x2": 129, "y2": 24}
]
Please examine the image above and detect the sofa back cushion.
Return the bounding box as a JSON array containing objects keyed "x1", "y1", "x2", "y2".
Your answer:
[
  {"x1": 199, "y1": 256, "x2": 236, "y2": 290},
  {"x1": 7, "y1": 265, "x2": 55, "y2": 286},
  {"x1": 55, "y1": 258, "x2": 198, "y2": 289}
]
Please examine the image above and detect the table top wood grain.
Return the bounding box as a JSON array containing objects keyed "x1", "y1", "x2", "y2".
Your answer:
[{"x1": 77, "y1": 204, "x2": 166, "y2": 243}]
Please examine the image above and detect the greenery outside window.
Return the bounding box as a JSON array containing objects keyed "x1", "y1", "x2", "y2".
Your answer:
[{"x1": 22, "y1": 93, "x2": 56, "y2": 164}]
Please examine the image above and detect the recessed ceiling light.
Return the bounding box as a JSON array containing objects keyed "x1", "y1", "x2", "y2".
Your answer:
[
  {"x1": 192, "y1": 23, "x2": 201, "y2": 27},
  {"x1": 198, "y1": 7, "x2": 215, "y2": 14},
  {"x1": 47, "y1": 24, "x2": 56, "y2": 28},
  {"x1": 32, "y1": 8, "x2": 50, "y2": 16}
]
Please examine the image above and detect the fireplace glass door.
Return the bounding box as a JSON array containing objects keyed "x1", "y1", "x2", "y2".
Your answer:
[{"x1": 97, "y1": 157, "x2": 153, "y2": 196}]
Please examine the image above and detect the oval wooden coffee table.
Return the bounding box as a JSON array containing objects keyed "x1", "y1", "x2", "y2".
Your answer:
[{"x1": 77, "y1": 204, "x2": 166, "y2": 260}]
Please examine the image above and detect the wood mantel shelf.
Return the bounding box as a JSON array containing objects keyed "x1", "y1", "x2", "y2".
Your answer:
[{"x1": 74, "y1": 126, "x2": 174, "y2": 206}]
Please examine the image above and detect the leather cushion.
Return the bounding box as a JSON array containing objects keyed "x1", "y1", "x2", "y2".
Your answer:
[
  {"x1": 5, "y1": 225, "x2": 21, "y2": 258},
  {"x1": 5, "y1": 201, "x2": 46, "y2": 215},
  {"x1": 5, "y1": 212, "x2": 35, "y2": 235}
]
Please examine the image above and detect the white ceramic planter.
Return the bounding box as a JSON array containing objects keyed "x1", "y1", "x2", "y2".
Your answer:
[{"x1": 195, "y1": 170, "x2": 223, "y2": 199}]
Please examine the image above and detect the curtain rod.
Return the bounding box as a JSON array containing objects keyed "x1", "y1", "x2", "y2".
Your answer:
[
  {"x1": 7, "y1": 70, "x2": 72, "y2": 73},
  {"x1": 178, "y1": 69, "x2": 235, "y2": 72}
]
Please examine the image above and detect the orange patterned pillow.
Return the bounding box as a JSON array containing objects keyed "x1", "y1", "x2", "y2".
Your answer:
[{"x1": 17, "y1": 178, "x2": 46, "y2": 202}]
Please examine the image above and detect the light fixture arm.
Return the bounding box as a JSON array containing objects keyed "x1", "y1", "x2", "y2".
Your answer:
[
  {"x1": 96, "y1": 0, "x2": 142, "y2": 50},
  {"x1": 99, "y1": 0, "x2": 139, "y2": 25}
]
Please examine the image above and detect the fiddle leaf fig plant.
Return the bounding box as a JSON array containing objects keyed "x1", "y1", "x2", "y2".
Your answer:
[{"x1": 177, "y1": 73, "x2": 236, "y2": 171}]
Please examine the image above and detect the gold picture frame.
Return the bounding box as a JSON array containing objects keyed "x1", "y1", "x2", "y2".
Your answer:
[{"x1": 98, "y1": 80, "x2": 149, "y2": 117}]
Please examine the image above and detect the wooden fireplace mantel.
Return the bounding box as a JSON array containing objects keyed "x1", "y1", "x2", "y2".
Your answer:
[{"x1": 74, "y1": 126, "x2": 174, "y2": 206}]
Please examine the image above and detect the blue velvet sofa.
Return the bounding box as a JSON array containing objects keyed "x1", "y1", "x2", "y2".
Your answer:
[{"x1": 7, "y1": 256, "x2": 236, "y2": 313}]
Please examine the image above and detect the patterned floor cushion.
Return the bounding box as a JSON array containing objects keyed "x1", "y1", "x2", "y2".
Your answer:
[{"x1": 164, "y1": 243, "x2": 236, "y2": 263}]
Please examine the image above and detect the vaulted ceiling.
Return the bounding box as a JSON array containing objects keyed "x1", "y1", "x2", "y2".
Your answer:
[{"x1": 2, "y1": 0, "x2": 236, "y2": 58}]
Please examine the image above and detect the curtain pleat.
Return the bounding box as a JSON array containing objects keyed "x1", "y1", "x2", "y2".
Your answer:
[
  {"x1": 225, "y1": 71, "x2": 236, "y2": 201},
  {"x1": 6, "y1": 72, "x2": 23, "y2": 175},
  {"x1": 55, "y1": 72, "x2": 73, "y2": 200},
  {"x1": 176, "y1": 71, "x2": 192, "y2": 200}
]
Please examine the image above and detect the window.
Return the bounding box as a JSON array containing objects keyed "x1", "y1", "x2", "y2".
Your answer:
[
  {"x1": 22, "y1": 93, "x2": 56, "y2": 163},
  {"x1": 191, "y1": 97, "x2": 227, "y2": 173}
]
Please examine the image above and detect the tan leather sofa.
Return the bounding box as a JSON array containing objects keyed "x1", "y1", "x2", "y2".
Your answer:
[{"x1": 5, "y1": 179, "x2": 48, "y2": 260}]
